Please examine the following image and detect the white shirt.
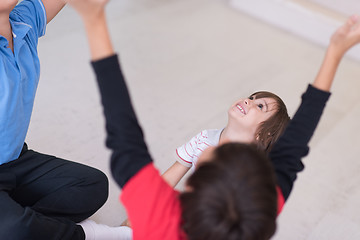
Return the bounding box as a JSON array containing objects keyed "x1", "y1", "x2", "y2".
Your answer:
[{"x1": 176, "y1": 129, "x2": 222, "y2": 172}]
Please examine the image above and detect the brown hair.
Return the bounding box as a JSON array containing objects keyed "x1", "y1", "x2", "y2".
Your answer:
[
  {"x1": 180, "y1": 143, "x2": 278, "y2": 240},
  {"x1": 250, "y1": 91, "x2": 290, "y2": 154}
]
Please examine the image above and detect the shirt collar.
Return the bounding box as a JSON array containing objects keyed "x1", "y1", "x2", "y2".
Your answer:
[
  {"x1": 0, "y1": 19, "x2": 32, "y2": 48},
  {"x1": 10, "y1": 19, "x2": 32, "y2": 41},
  {"x1": 0, "y1": 35, "x2": 7, "y2": 48}
]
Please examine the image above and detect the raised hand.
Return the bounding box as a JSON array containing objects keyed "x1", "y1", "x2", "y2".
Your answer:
[
  {"x1": 66, "y1": 0, "x2": 113, "y2": 60},
  {"x1": 312, "y1": 15, "x2": 360, "y2": 92},
  {"x1": 66, "y1": 0, "x2": 109, "y2": 22},
  {"x1": 330, "y1": 14, "x2": 360, "y2": 58}
]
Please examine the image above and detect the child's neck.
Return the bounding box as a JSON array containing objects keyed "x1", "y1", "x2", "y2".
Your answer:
[
  {"x1": 0, "y1": 14, "x2": 14, "y2": 52},
  {"x1": 219, "y1": 126, "x2": 254, "y2": 145}
]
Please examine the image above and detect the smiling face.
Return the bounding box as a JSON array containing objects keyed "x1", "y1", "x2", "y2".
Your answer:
[{"x1": 227, "y1": 94, "x2": 278, "y2": 137}]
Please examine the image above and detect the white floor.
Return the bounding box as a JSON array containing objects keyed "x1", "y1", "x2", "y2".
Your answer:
[{"x1": 26, "y1": 0, "x2": 360, "y2": 239}]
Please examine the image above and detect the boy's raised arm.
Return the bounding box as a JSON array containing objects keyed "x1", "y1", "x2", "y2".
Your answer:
[
  {"x1": 41, "y1": 0, "x2": 66, "y2": 23},
  {"x1": 66, "y1": 0, "x2": 113, "y2": 60},
  {"x1": 313, "y1": 15, "x2": 360, "y2": 91},
  {"x1": 67, "y1": 0, "x2": 153, "y2": 188},
  {"x1": 270, "y1": 15, "x2": 360, "y2": 201}
]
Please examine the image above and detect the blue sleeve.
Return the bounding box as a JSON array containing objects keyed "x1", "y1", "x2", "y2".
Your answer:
[{"x1": 11, "y1": 0, "x2": 47, "y2": 38}]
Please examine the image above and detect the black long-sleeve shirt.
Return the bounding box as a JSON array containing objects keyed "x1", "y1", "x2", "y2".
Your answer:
[
  {"x1": 91, "y1": 54, "x2": 330, "y2": 239},
  {"x1": 91, "y1": 55, "x2": 153, "y2": 188},
  {"x1": 91, "y1": 54, "x2": 330, "y2": 201},
  {"x1": 270, "y1": 85, "x2": 330, "y2": 200}
]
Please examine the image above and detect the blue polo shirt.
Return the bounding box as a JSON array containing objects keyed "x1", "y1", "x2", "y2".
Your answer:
[{"x1": 0, "y1": 0, "x2": 47, "y2": 165}]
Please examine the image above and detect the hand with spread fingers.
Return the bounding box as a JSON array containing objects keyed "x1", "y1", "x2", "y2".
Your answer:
[
  {"x1": 330, "y1": 14, "x2": 360, "y2": 58},
  {"x1": 66, "y1": 0, "x2": 109, "y2": 22}
]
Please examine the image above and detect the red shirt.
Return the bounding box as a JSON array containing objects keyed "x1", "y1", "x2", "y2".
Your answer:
[
  {"x1": 121, "y1": 163, "x2": 187, "y2": 240},
  {"x1": 121, "y1": 163, "x2": 285, "y2": 240}
]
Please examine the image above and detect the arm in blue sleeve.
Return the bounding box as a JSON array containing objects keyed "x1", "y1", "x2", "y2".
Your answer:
[{"x1": 11, "y1": 0, "x2": 47, "y2": 37}]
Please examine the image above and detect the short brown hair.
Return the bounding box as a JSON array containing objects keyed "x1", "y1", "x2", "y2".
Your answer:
[
  {"x1": 180, "y1": 143, "x2": 278, "y2": 240},
  {"x1": 250, "y1": 91, "x2": 290, "y2": 154}
]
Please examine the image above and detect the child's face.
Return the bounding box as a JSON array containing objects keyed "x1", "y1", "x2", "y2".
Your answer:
[
  {"x1": 227, "y1": 96, "x2": 277, "y2": 136},
  {"x1": 0, "y1": 0, "x2": 18, "y2": 12}
]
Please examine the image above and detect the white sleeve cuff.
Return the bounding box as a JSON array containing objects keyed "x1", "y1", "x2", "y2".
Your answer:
[{"x1": 175, "y1": 148, "x2": 193, "y2": 168}]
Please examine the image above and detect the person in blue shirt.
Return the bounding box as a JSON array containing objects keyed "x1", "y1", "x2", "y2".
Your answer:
[{"x1": 0, "y1": 1, "x2": 131, "y2": 239}]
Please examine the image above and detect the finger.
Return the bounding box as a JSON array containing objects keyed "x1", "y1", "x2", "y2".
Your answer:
[
  {"x1": 351, "y1": 15, "x2": 360, "y2": 31},
  {"x1": 343, "y1": 14, "x2": 360, "y2": 32},
  {"x1": 350, "y1": 14, "x2": 359, "y2": 24},
  {"x1": 340, "y1": 14, "x2": 359, "y2": 33}
]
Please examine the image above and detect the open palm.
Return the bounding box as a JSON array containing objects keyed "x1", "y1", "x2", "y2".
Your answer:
[
  {"x1": 331, "y1": 15, "x2": 360, "y2": 55},
  {"x1": 66, "y1": 0, "x2": 109, "y2": 19}
]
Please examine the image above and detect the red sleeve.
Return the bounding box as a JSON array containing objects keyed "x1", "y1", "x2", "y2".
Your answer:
[
  {"x1": 277, "y1": 186, "x2": 285, "y2": 215},
  {"x1": 121, "y1": 163, "x2": 187, "y2": 240}
]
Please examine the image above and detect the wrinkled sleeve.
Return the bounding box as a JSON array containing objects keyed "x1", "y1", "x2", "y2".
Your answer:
[
  {"x1": 176, "y1": 131, "x2": 203, "y2": 168},
  {"x1": 270, "y1": 84, "x2": 331, "y2": 200},
  {"x1": 91, "y1": 55, "x2": 152, "y2": 188},
  {"x1": 12, "y1": 0, "x2": 47, "y2": 38}
]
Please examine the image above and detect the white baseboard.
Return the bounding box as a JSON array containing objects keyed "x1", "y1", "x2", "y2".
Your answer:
[{"x1": 229, "y1": 0, "x2": 360, "y2": 61}]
